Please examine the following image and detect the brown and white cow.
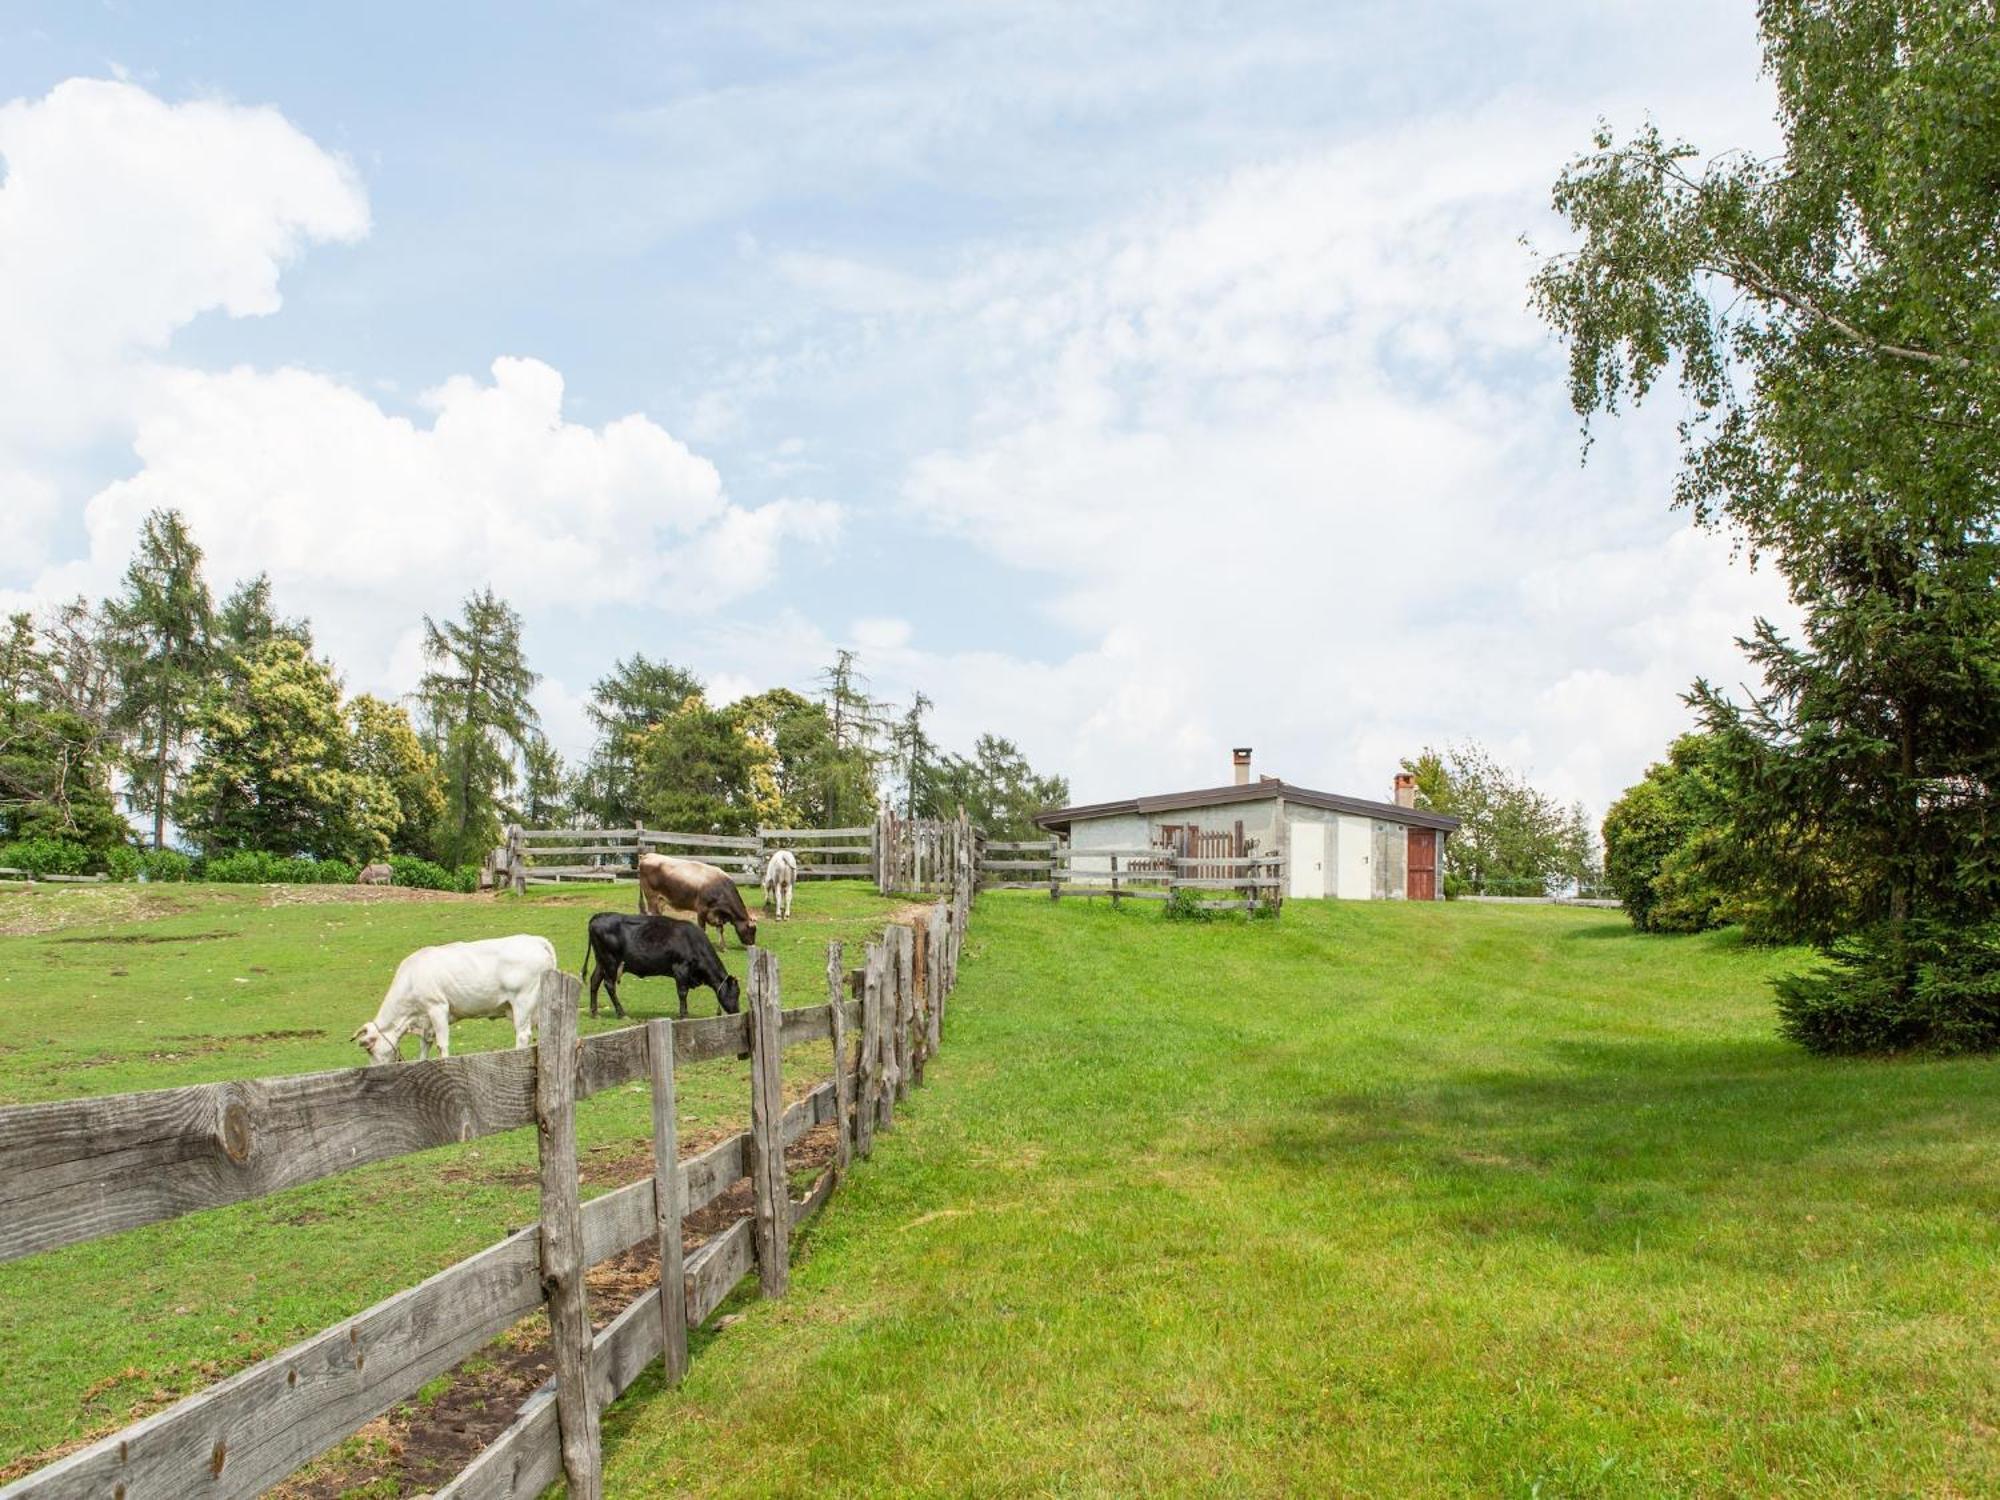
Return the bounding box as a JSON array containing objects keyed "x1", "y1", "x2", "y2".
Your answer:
[{"x1": 636, "y1": 852, "x2": 758, "y2": 948}]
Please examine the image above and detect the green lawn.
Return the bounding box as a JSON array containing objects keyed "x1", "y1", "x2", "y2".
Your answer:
[
  {"x1": 0, "y1": 878, "x2": 910, "y2": 1474},
  {"x1": 598, "y1": 894, "x2": 1998, "y2": 1497}
]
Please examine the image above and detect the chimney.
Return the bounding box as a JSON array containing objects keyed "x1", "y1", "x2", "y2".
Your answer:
[
  {"x1": 1393, "y1": 771, "x2": 1417, "y2": 809},
  {"x1": 1233, "y1": 747, "x2": 1253, "y2": 786}
]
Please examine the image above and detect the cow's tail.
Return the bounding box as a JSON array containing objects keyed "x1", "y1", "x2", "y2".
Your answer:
[{"x1": 578, "y1": 927, "x2": 593, "y2": 991}]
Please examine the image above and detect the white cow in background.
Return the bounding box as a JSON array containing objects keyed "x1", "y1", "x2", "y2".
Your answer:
[
  {"x1": 761, "y1": 848, "x2": 799, "y2": 920},
  {"x1": 353, "y1": 934, "x2": 558, "y2": 1065}
]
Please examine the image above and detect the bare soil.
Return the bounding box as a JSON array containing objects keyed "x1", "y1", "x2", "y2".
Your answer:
[{"x1": 270, "y1": 1124, "x2": 838, "y2": 1498}]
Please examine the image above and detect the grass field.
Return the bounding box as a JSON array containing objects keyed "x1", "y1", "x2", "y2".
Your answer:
[
  {"x1": 0, "y1": 877, "x2": 912, "y2": 1479},
  {"x1": 3, "y1": 887, "x2": 1996, "y2": 1495},
  {"x1": 597, "y1": 894, "x2": 1997, "y2": 1497}
]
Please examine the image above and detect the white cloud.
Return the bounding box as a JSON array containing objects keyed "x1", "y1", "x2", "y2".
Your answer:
[
  {"x1": 0, "y1": 78, "x2": 367, "y2": 467},
  {"x1": 891, "y1": 96, "x2": 1794, "y2": 815},
  {"x1": 1, "y1": 78, "x2": 839, "y2": 738}
]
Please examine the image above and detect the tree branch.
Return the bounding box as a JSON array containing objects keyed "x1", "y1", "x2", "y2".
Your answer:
[{"x1": 1699, "y1": 257, "x2": 1974, "y2": 372}]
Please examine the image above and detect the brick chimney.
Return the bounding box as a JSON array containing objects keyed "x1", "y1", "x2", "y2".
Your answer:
[
  {"x1": 1393, "y1": 771, "x2": 1417, "y2": 808},
  {"x1": 1233, "y1": 747, "x2": 1253, "y2": 786}
]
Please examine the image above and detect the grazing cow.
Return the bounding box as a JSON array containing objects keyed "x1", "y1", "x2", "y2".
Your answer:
[
  {"x1": 636, "y1": 852, "x2": 757, "y2": 948},
  {"x1": 580, "y1": 913, "x2": 741, "y2": 1019},
  {"x1": 356, "y1": 861, "x2": 393, "y2": 886},
  {"x1": 353, "y1": 934, "x2": 557, "y2": 1065},
  {"x1": 761, "y1": 848, "x2": 799, "y2": 919}
]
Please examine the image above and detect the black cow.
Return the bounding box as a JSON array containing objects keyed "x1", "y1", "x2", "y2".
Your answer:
[{"x1": 579, "y1": 913, "x2": 741, "y2": 1020}]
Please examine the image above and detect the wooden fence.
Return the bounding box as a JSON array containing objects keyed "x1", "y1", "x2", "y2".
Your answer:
[
  {"x1": 978, "y1": 841, "x2": 1286, "y2": 914},
  {"x1": 872, "y1": 808, "x2": 974, "y2": 897},
  {"x1": 0, "y1": 886, "x2": 972, "y2": 1499},
  {"x1": 498, "y1": 822, "x2": 874, "y2": 892}
]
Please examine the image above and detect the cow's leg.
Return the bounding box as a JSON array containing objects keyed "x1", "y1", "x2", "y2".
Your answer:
[
  {"x1": 428, "y1": 1004, "x2": 451, "y2": 1058},
  {"x1": 587, "y1": 963, "x2": 601, "y2": 1017},
  {"x1": 512, "y1": 999, "x2": 534, "y2": 1049},
  {"x1": 606, "y1": 964, "x2": 626, "y2": 1019},
  {"x1": 677, "y1": 979, "x2": 691, "y2": 1018}
]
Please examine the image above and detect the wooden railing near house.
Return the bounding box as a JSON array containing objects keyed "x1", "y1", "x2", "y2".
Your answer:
[{"x1": 976, "y1": 841, "x2": 1285, "y2": 914}]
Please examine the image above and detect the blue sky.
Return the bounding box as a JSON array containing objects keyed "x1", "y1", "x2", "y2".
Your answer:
[{"x1": 0, "y1": 2, "x2": 1790, "y2": 814}]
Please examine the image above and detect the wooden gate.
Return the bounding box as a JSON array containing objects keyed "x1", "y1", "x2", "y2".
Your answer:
[{"x1": 1407, "y1": 828, "x2": 1438, "y2": 901}]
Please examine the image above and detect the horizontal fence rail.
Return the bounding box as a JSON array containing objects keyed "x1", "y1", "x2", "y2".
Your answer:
[
  {"x1": 978, "y1": 842, "x2": 1286, "y2": 913},
  {"x1": 1, "y1": 874, "x2": 973, "y2": 1499},
  {"x1": 497, "y1": 822, "x2": 876, "y2": 892}
]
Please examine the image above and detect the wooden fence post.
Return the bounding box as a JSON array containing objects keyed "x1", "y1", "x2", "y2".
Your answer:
[
  {"x1": 508, "y1": 824, "x2": 526, "y2": 896},
  {"x1": 745, "y1": 948, "x2": 789, "y2": 1297},
  {"x1": 926, "y1": 901, "x2": 945, "y2": 1061},
  {"x1": 1110, "y1": 853, "x2": 1120, "y2": 910},
  {"x1": 645, "y1": 1018, "x2": 688, "y2": 1386},
  {"x1": 880, "y1": 944, "x2": 904, "y2": 1136},
  {"x1": 535, "y1": 970, "x2": 601, "y2": 1500},
  {"x1": 892, "y1": 923, "x2": 915, "y2": 1103},
  {"x1": 827, "y1": 940, "x2": 852, "y2": 1178}
]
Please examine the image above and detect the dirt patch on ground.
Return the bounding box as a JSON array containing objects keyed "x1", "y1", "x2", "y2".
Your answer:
[
  {"x1": 259, "y1": 885, "x2": 486, "y2": 909},
  {"x1": 54, "y1": 928, "x2": 240, "y2": 946},
  {"x1": 271, "y1": 1126, "x2": 838, "y2": 1498}
]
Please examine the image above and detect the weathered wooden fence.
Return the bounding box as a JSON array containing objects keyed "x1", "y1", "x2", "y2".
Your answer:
[
  {"x1": 0, "y1": 888, "x2": 972, "y2": 1498},
  {"x1": 497, "y1": 822, "x2": 873, "y2": 893},
  {"x1": 873, "y1": 808, "x2": 974, "y2": 896},
  {"x1": 980, "y1": 841, "x2": 1285, "y2": 914}
]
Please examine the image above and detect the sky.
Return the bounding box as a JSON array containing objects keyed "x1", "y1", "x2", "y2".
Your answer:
[{"x1": 0, "y1": 1, "x2": 1795, "y2": 819}]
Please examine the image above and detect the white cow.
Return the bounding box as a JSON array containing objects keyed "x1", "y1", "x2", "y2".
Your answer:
[
  {"x1": 353, "y1": 934, "x2": 558, "y2": 1065},
  {"x1": 761, "y1": 848, "x2": 799, "y2": 920}
]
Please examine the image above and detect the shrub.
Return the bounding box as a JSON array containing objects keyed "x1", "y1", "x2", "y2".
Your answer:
[
  {"x1": 140, "y1": 848, "x2": 195, "y2": 882},
  {"x1": 1163, "y1": 886, "x2": 1211, "y2": 922},
  {"x1": 1776, "y1": 920, "x2": 2000, "y2": 1056},
  {"x1": 0, "y1": 837, "x2": 92, "y2": 877},
  {"x1": 388, "y1": 855, "x2": 478, "y2": 893},
  {"x1": 200, "y1": 851, "x2": 358, "y2": 885}
]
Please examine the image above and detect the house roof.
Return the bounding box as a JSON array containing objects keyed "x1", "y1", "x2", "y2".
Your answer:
[{"x1": 1033, "y1": 779, "x2": 1461, "y2": 834}]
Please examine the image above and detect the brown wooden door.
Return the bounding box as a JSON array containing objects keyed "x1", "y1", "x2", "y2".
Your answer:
[{"x1": 1407, "y1": 828, "x2": 1437, "y2": 901}]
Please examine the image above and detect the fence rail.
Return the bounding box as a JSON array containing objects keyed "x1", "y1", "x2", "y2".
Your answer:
[
  {"x1": 496, "y1": 821, "x2": 877, "y2": 893},
  {"x1": 0, "y1": 878, "x2": 973, "y2": 1499},
  {"x1": 978, "y1": 842, "x2": 1285, "y2": 913}
]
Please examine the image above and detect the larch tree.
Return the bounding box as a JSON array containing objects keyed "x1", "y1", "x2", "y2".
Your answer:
[
  {"x1": 418, "y1": 588, "x2": 540, "y2": 867},
  {"x1": 103, "y1": 510, "x2": 214, "y2": 849}
]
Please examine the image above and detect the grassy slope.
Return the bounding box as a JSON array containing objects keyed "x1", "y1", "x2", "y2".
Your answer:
[
  {"x1": 598, "y1": 894, "x2": 1998, "y2": 1498},
  {"x1": 0, "y1": 879, "x2": 909, "y2": 1467}
]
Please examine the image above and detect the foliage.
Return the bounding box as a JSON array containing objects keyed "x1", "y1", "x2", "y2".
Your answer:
[
  {"x1": 418, "y1": 589, "x2": 539, "y2": 867},
  {"x1": 386, "y1": 854, "x2": 479, "y2": 893},
  {"x1": 1532, "y1": 0, "x2": 2000, "y2": 1051},
  {"x1": 1401, "y1": 742, "x2": 1597, "y2": 895},
  {"x1": 1163, "y1": 884, "x2": 1213, "y2": 922},
  {"x1": 579, "y1": 654, "x2": 703, "y2": 826},
  {"x1": 103, "y1": 846, "x2": 194, "y2": 882},
  {"x1": 518, "y1": 732, "x2": 578, "y2": 830},
  {"x1": 1777, "y1": 919, "x2": 2000, "y2": 1056},
  {"x1": 1602, "y1": 733, "x2": 1732, "y2": 933},
  {"x1": 0, "y1": 612, "x2": 130, "y2": 863},
  {"x1": 103, "y1": 509, "x2": 215, "y2": 848},
  {"x1": 177, "y1": 638, "x2": 397, "y2": 861},
  {"x1": 633, "y1": 692, "x2": 773, "y2": 836},
  {"x1": 0, "y1": 837, "x2": 91, "y2": 877},
  {"x1": 816, "y1": 649, "x2": 890, "y2": 828},
  {"x1": 925, "y1": 734, "x2": 1070, "y2": 840},
  {"x1": 730, "y1": 686, "x2": 870, "y2": 830},
  {"x1": 347, "y1": 695, "x2": 448, "y2": 861},
  {"x1": 200, "y1": 851, "x2": 358, "y2": 885}
]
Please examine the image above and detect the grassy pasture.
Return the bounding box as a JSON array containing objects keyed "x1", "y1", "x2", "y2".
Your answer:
[
  {"x1": 3, "y1": 887, "x2": 1995, "y2": 1495},
  {"x1": 0, "y1": 877, "x2": 910, "y2": 1476},
  {"x1": 595, "y1": 894, "x2": 1998, "y2": 1497}
]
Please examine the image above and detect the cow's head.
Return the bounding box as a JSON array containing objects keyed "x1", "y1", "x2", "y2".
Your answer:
[
  {"x1": 734, "y1": 918, "x2": 758, "y2": 947},
  {"x1": 716, "y1": 973, "x2": 742, "y2": 1014},
  {"x1": 352, "y1": 1021, "x2": 401, "y2": 1066}
]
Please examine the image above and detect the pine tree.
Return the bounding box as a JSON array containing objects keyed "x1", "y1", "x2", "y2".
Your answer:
[
  {"x1": 581, "y1": 654, "x2": 702, "y2": 825},
  {"x1": 417, "y1": 588, "x2": 540, "y2": 867},
  {"x1": 104, "y1": 510, "x2": 214, "y2": 849}
]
